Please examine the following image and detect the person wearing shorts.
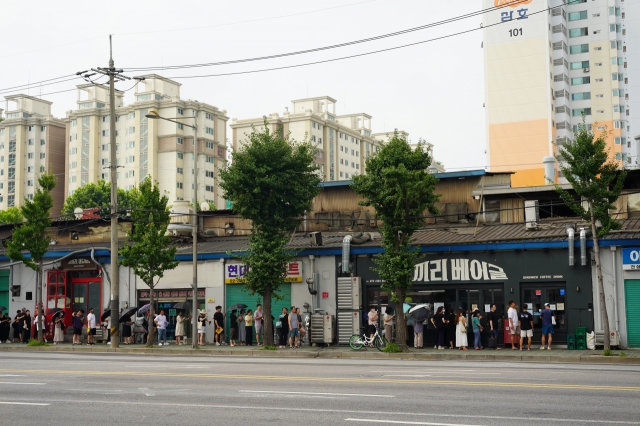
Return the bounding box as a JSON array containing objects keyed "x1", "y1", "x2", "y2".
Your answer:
[
  {"x1": 518, "y1": 305, "x2": 534, "y2": 351},
  {"x1": 288, "y1": 307, "x2": 299, "y2": 349},
  {"x1": 254, "y1": 304, "x2": 264, "y2": 346},
  {"x1": 540, "y1": 303, "x2": 555, "y2": 350},
  {"x1": 73, "y1": 311, "x2": 83, "y2": 345},
  {"x1": 507, "y1": 300, "x2": 519, "y2": 350}
]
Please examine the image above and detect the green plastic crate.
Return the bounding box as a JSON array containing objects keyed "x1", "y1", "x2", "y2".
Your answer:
[
  {"x1": 575, "y1": 327, "x2": 587, "y2": 337},
  {"x1": 567, "y1": 342, "x2": 576, "y2": 350},
  {"x1": 576, "y1": 342, "x2": 587, "y2": 350},
  {"x1": 567, "y1": 334, "x2": 576, "y2": 343},
  {"x1": 576, "y1": 335, "x2": 586, "y2": 343}
]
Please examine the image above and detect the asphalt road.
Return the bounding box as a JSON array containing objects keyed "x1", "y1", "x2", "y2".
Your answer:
[{"x1": 1, "y1": 353, "x2": 639, "y2": 426}]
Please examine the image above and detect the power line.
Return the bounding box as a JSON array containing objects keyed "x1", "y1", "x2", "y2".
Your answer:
[
  {"x1": 123, "y1": 2, "x2": 509, "y2": 72},
  {"x1": 0, "y1": 75, "x2": 80, "y2": 94}
]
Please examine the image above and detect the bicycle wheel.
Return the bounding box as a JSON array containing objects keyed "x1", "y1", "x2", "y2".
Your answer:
[
  {"x1": 349, "y1": 334, "x2": 364, "y2": 350},
  {"x1": 375, "y1": 335, "x2": 388, "y2": 352}
]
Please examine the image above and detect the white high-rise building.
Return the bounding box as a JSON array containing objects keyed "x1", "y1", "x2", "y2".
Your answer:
[
  {"x1": 64, "y1": 74, "x2": 229, "y2": 208},
  {"x1": 483, "y1": 0, "x2": 632, "y2": 186}
]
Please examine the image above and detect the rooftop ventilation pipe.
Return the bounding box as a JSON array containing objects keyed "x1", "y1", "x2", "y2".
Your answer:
[
  {"x1": 566, "y1": 224, "x2": 575, "y2": 266},
  {"x1": 342, "y1": 235, "x2": 352, "y2": 273},
  {"x1": 580, "y1": 228, "x2": 587, "y2": 266}
]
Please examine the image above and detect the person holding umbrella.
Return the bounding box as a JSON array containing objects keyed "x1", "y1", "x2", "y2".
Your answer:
[
  {"x1": 53, "y1": 311, "x2": 65, "y2": 345},
  {"x1": 175, "y1": 310, "x2": 188, "y2": 345},
  {"x1": 0, "y1": 312, "x2": 11, "y2": 343}
]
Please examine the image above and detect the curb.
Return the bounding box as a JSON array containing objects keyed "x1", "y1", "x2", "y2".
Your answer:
[{"x1": 1, "y1": 346, "x2": 638, "y2": 364}]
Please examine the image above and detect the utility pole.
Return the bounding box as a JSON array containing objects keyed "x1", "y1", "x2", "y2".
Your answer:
[
  {"x1": 91, "y1": 36, "x2": 132, "y2": 349},
  {"x1": 192, "y1": 107, "x2": 199, "y2": 349}
]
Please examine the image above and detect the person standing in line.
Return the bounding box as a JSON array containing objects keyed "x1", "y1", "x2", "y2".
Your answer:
[
  {"x1": 73, "y1": 311, "x2": 83, "y2": 345},
  {"x1": 22, "y1": 310, "x2": 32, "y2": 344},
  {"x1": 54, "y1": 312, "x2": 65, "y2": 345},
  {"x1": 296, "y1": 308, "x2": 305, "y2": 347},
  {"x1": 487, "y1": 304, "x2": 500, "y2": 341},
  {"x1": 155, "y1": 309, "x2": 168, "y2": 346},
  {"x1": 472, "y1": 310, "x2": 484, "y2": 350},
  {"x1": 507, "y1": 300, "x2": 519, "y2": 350},
  {"x1": 123, "y1": 315, "x2": 133, "y2": 345},
  {"x1": 213, "y1": 306, "x2": 225, "y2": 346},
  {"x1": 430, "y1": 306, "x2": 446, "y2": 350},
  {"x1": 245, "y1": 309, "x2": 254, "y2": 346},
  {"x1": 12, "y1": 310, "x2": 22, "y2": 343},
  {"x1": 0, "y1": 313, "x2": 10, "y2": 343},
  {"x1": 445, "y1": 308, "x2": 456, "y2": 349},
  {"x1": 455, "y1": 311, "x2": 468, "y2": 350},
  {"x1": 33, "y1": 309, "x2": 46, "y2": 342},
  {"x1": 104, "y1": 314, "x2": 111, "y2": 345},
  {"x1": 413, "y1": 317, "x2": 424, "y2": 349},
  {"x1": 384, "y1": 307, "x2": 395, "y2": 343},
  {"x1": 519, "y1": 305, "x2": 534, "y2": 351},
  {"x1": 278, "y1": 307, "x2": 289, "y2": 349},
  {"x1": 175, "y1": 311, "x2": 185, "y2": 345},
  {"x1": 367, "y1": 306, "x2": 379, "y2": 347},
  {"x1": 288, "y1": 306, "x2": 299, "y2": 349},
  {"x1": 237, "y1": 308, "x2": 246, "y2": 345},
  {"x1": 229, "y1": 309, "x2": 238, "y2": 346},
  {"x1": 86, "y1": 308, "x2": 96, "y2": 345},
  {"x1": 540, "y1": 303, "x2": 556, "y2": 350},
  {"x1": 254, "y1": 304, "x2": 264, "y2": 346},
  {"x1": 198, "y1": 310, "x2": 208, "y2": 346}
]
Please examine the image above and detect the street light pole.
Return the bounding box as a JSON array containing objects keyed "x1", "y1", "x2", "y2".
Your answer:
[{"x1": 145, "y1": 110, "x2": 199, "y2": 349}]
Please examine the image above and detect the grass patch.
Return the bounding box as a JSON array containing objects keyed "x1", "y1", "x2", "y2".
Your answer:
[
  {"x1": 261, "y1": 345, "x2": 277, "y2": 351},
  {"x1": 619, "y1": 351, "x2": 627, "y2": 357},
  {"x1": 602, "y1": 349, "x2": 613, "y2": 356},
  {"x1": 27, "y1": 339, "x2": 50, "y2": 347},
  {"x1": 382, "y1": 342, "x2": 402, "y2": 353}
]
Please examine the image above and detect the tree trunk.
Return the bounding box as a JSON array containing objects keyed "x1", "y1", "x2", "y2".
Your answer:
[
  {"x1": 147, "y1": 286, "x2": 156, "y2": 346},
  {"x1": 591, "y1": 208, "x2": 611, "y2": 351},
  {"x1": 394, "y1": 287, "x2": 408, "y2": 351},
  {"x1": 263, "y1": 286, "x2": 273, "y2": 347},
  {"x1": 37, "y1": 259, "x2": 44, "y2": 343}
]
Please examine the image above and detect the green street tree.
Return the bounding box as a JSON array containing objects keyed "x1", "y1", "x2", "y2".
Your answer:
[
  {"x1": 119, "y1": 177, "x2": 178, "y2": 346},
  {"x1": 555, "y1": 123, "x2": 627, "y2": 352},
  {"x1": 352, "y1": 131, "x2": 440, "y2": 351},
  {"x1": 219, "y1": 123, "x2": 321, "y2": 347},
  {"x1": 6, "y1": 173, "x2": 57, "y2": 342},
  {"x1": 0, "y1": 207, "x2": 24, "y2": 225},
  {"x1": 61, "y1": 179, "x2": 135, "y2": 218}
]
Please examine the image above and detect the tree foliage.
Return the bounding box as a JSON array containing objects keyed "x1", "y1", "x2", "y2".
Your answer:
[
  {"x1": 61, "y1": 179, "x2": 135, "y2": 218},
  {"x1": 219, "y1": 122, "x2": 321, "y2": 346},
  {"x1": 6, "y1": 172, "x2": 57, "y2": 342},
  {"x1": 119, "y1": 177, "x2": 178, "y2": 346},
  {"x1": 352, "y1": 131, "x2": 440, "y2": 351},
  {"x1": 555, "y1": 122, "x2": 626, "y2": 351},
  {"x1": 0, "y1": 207, "x2": 24, "y2": 225}
]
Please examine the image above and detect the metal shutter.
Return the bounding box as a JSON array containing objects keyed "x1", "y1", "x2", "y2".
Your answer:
[{"x1": 625, "y1": 280, "x2": 640, "y2": 347}]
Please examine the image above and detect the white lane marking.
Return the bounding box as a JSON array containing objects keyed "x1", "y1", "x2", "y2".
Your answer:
[
  {"x1": 138, "y1": 388, "x2": 155, "y2": 397},
  {"x1": 371, "y1": 370, "x2": 477, "y2": 373},
  {"x1": 383, "y1": 375, "x2": 431, "y2": 377},
  {"x1": 0, "y1": 382, "x2": 46, "y2": 385},
  {"x1": 345, "y1": 420, "x2": 481, "y2": 426},
  {"x1": 0, "y1": 402, "x2": 50, "y2": 406},
  {"x1": 239, "y1": 390, "x2": 394, "y2": 398},
  {"x1": 0, "y1": 375, "x2": 24, "y2": 377}
]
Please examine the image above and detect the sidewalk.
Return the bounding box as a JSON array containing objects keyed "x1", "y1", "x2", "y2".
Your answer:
[{"x1": 1, "y1": 342, "x2": 639, "y2": 364}]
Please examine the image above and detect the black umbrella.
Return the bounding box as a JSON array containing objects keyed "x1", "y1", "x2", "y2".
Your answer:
[
  {"x1": 52, "y1": 311, "x2": 65, "y2": 322},
  {"x1": 101, "y1": 309, "x2": 111, "y2": 322},
  {"x1": 0, "y1": 306, "x2": 7, "y2": 313},
  {"x1": 228, "y1": 304, "x2": 247, "y2": 311},
  {"x1": 173, "y1": 301, "x2": 192, "y2": 311},
  {"x1": 409, "y1": 307, "x2": 430, "y2": 322},
  {"x1": 47, "y1": 307, "x2": 62, "y2": 315},
  {"x1": 119, "y1": 307, "x2": 138, "y2": 322}
]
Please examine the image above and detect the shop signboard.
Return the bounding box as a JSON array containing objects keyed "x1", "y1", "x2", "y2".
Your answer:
[
  {"x1": 622, "y1": 248, "x2": 640, "y2": 270},
  {"x1": 138, "y1": 289, "x2": 205, "y2": 298},
  {"x1": 413, "y1": 259, "x2": 508, "y2": 283},
  {"x1": 62, "y1": 257, "x2": 97, "y2": 271},
  {"x1": 225, "y1": 261, "x2": 303, "y2": 283}
]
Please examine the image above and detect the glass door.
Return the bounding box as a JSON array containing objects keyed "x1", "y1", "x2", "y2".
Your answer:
[{"x1": 522, "y1": 284, "x2": 567, "y2": 344}]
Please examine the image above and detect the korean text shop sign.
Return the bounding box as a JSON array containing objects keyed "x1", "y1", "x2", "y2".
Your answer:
[
  {"x1": 225, "y1": 261, "x2": 303, "y2": 284},
  {"x1": 622, "y1": 248, "x2": 640, "y2": 270}
]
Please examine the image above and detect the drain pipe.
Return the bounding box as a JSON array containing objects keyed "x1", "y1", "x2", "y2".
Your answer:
[
  {"x1": 611, "y1": 246, "x2": 620, "y2": 335},
  {"x1": 90, "y1": 247, "x2": 111, "y2": 288},
  {"x1": 342, "y1": 235, "x2": 352, "y2": 274},
  {"x1": 580, "y1": 228, "x2": 587, "y2": 266},
  {"x1": 566, "y1": 225, "x2": 575, "y2": 266}
]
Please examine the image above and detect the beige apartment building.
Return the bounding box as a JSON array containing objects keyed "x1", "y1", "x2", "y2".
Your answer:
[
  {"x1": 231, "y1": 96, "x2": 381, "y2": 181},
  {"x1": 0, "y1": 95, "x2": 66, "y2": 215},
  {"x1": 64, "y1": 74, "x2": 228, "y2": 209},
  {"x1": 483, "y1": 0, "x2": 631, "y2": 187}
]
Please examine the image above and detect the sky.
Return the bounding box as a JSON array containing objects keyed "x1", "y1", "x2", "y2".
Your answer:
[{"x1": 0, "y1": 0, "x2": 638, "y2": 172}]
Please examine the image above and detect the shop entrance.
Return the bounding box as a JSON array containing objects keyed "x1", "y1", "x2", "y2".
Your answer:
[
  {"x1": 71, "y1": 278, "x2": 101, "y2": 317},
  {"x1": 0, "y1": 271, "x2": 9, "y2": 314},
  {"x1": 225, "y1": 283, "x2": 291, "y2": 343},
  {"x1": 521, "y1": 284, "x2": 567, "y2": 344},
  {"x1": 625, "y1": 280, "x2": 640, "y2": 347}
]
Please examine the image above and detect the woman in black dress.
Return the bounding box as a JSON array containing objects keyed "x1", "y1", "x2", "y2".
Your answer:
[
  {"x1": 122, "y1": 315, "x2": 132, "y2": 345},
  {"x1": 22, "y1": 310, "x2": 32, "y2": 343},
  {"x1": 446, "y1": 308, "x2": 457, "y2": 349},
  {"x1": 431, "y1": 307, "x2": 446, "y2": 350},
  {"x1": 0, "y1": 314, "x2": 10, "y2": 343},
  {"x1": 278, "y1": 307, "x2": 289, "y2": 349}
]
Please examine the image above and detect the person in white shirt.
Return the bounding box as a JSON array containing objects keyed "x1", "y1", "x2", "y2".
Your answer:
[
  {"x1": 507, "y1": 301, "x2": 519, "y2": 350},
  {"x1": 155, "y1": 310, "x2": 168, "y2": 346},
  {"x1": 87, "y1": 308, "x2": 96, "y2": 345},
  {"x1": 33, "y1": 309, "x2": 47, "y2": 343}
]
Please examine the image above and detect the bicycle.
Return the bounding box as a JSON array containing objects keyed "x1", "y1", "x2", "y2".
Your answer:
[{"x1": 349, "y1": 326, "x2": 388, "y2": 352}]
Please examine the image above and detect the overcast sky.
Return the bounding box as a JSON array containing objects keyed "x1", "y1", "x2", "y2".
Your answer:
[{"x1": 1, "y1": 0, "x2": 638, "y2": 172}]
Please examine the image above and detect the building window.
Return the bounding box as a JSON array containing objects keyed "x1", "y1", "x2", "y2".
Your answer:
[
  {"x1": 205, "y1": 185, "x2": 214, "y2": 192},
  {"x1": 572, "y1": 108, "x2": 591, "y2": 116},
  {"x1": 40, "y1": 139, "x2": 45, "y2": 146},
  {"x1": 569, "y1": 27, "x2": 588, "y2": 38},
  {"x1": 571, "y1": 92, "x2": 590, "y2": 101},
  {"x1": 568, "y1": 11, "x2": 587, "y2": 21},
  {"x1": 177, "y1": 182, "x2": 183, "y2": 189},
  {"x1": 177, "y1": 167, "x2": 184, "y2": 174},
  {"x1": 205, "y1": 112, "x2": 213, "y2": 120},
  {"x1": 40, "y1": 153, "x2": 46, "y2": 159},
  {"x1": 205, "y1": 127, "x2": 214, "y2": 135},
  {"x1": 128, "y1": 112, "x2": 135, "y2": 119},
  {"x1": 612, "y1": 73, "x2": 623, "y2": 81},
  {"x1": 340, "y1": 171, "x2": 344, "y2": 177},
  {"x1": 177, "y1": 137, "x2": 183, "y2": 145},
  {"x1": 340, "y1": 159, "x2": 343, "y2": 165},
  {"x1": 571, "y1": 77, "x2": 590, "y2": 85},
  {"x1": 27, "y1": 153, "x2": 34, "y2": 159},
  {"x1": 177, "y1": 123, "x2": 184, "y2": 130},
  {"x1": 71, "y1": 119, "x2": 77, "y2": 126},
  {"x1": 205, "y1": 141, "x2": 214, "y2": 149},
  {"x1": 28, "y1": 166, "x2": 35, "y2": 172},
  {"x1": 127, "y1": 127, "x2": 135, "y2": 134},
  {"x1": 205, "y1": 170, "x2": 214, "y2": 178},
  {"x1": 205, "y1": 155, "x2": 214, "y2": 163},
  {"x1": 177, "y1": 152, "x2": 184, "y2": 159},
  {"x1": 102, "y1": 144, "x2": 109, "y2": 151},
  {"x1": 177, "y1": 108, "x2": 184, "y2": 115},
  {"x1": 102, "y1": 116, "x2": 109, "y2": 122},
  {"x1": 570, "y1": 61, "x2": 589, "y2": 70}
]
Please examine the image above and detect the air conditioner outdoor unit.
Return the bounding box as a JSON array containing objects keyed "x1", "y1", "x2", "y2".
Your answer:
[
  {"x1": 309, "y1": 231, "x2": 323, "y2": 246},
  {"x1": 311, "y1": 313, "x2": 334, "y2": 344},
  {"x1": 596, "y1": 330, "x2": 620, "y2": 347},
  {"x1": 337, "y1": 311, "x2": 360, "y2": 344},
  {"x1": 584, "y1": 68, "x2": 590, "y2": 72},
  {"x1": 524, "y1": 200, "x2": 540, "y2": 230},
  {"x1": 337, "y1": 277, "x2": 360, "y2": 310}
]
